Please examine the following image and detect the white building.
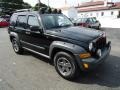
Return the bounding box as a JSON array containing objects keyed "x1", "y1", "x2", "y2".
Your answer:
[
  {"x1": 77, "y1": 0, "x2": 120, "y2": 19},
  {"x1": 61, "y1": 0, "x2": 120, "y2": 28}
]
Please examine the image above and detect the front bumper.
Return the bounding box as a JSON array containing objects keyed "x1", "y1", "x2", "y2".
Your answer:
[
  {"x1": 90, "y1": 25, "x2": 100, "y2": 29},
  {"x1": 75, "y1": 42, "x2": 111, "y2": 71}
]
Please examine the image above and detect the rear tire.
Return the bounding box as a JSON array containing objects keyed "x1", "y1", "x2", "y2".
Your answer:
[
  {"x1": 12, "y1": 38, "x2": 24, "y2": 54},
  {"x1": 54, "y1": 52, "x2": 79, "y2": 80}
]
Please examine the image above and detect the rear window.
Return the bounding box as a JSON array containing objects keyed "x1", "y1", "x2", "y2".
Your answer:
[
  {"x1": 10, "y1": 14, "x2": 18, "y2": 26},
  {"x1": 0, "y1": 18, "x2": 4, "y2": 22},
  {"x1": 76, "y1": 18, "x2": 87, "y2": 23},
  {"x1": 87, "y1": 18, "x2": 97, "y2": 23}
]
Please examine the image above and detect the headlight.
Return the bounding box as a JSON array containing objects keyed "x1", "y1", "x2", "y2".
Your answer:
[{"x1": 89, "y1": 42, "x2": 93, "y2": 51}]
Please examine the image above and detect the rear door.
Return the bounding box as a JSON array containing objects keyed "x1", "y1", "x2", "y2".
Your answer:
[{"x1": 15, "y1": 15, "x2": 28, "y2": 47}]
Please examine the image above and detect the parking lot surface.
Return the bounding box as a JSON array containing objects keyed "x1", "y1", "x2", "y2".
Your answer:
[{"x1": 0, "y1": 28, "x2": 120, "y2": 90}]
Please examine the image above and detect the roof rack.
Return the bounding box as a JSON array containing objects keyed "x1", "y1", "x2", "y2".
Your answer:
[
  {"x1": 15, "y1": 8, "x2": 62, "y2": 14},
  {"x1": 39, "y1": 7, "x2": 62, "y2": 14}
]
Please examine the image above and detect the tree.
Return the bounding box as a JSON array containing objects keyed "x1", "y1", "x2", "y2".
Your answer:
[
  {"x1": 34, "y1": 3, "x2": 48, "y2": 11},
  {"x1": 0, "y1": 0, "x2": 32, "y2": 15},
  {"x1": 23, "y1": 2, "x2": 32, "y2": 9}
]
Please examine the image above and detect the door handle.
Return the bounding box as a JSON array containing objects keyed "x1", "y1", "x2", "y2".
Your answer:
[{"x1": 25, "y1": 31, "x2": 30, "y2": 34}]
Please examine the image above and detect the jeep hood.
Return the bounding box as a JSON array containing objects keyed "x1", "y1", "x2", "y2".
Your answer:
[{"x1": 47, "y1": 26, "x2": 103, "y2": 43}]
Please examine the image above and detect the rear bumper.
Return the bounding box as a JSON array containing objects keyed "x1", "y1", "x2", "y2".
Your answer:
[{"x1": 75, "y1": 41, "x2": 111, "y2": 71}]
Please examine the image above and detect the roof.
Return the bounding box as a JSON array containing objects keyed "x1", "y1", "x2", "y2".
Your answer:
[
  {"x1": 76, "y1": 1, "x2": 104, "y2": 8},
  {"x1": 77, "y1": 2, "x2": 120, "y2": 12}
]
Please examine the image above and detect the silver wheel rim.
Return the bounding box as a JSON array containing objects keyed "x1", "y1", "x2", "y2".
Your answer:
[
  {"x1": 12, "y1": 39, "x2": 19, "y2": 52},
  {"x1": 57, "y1": 57, "x2": 72, "y2": 76}
]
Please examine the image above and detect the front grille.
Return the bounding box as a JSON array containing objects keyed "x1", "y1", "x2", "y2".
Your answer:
[{"x1": 94, "y1": 36, "x2": 106, "y2": 49}]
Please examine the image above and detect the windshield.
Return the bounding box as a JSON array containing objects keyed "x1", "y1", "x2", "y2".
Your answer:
[{"x1": 41, "y1": 14, "x2": 73, "y2": 29}]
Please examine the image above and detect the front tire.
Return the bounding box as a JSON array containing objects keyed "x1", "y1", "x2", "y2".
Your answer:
[
  {"x1": 12, "y1": 38, "x2": 23, "y2": 54},
  {"x1": 54, "y1": 52, "x2": 79, "y2": 80}
]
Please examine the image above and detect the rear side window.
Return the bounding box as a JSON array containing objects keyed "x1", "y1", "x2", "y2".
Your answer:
[
  {"x1": 10, "y1": 14, "x2": 18, "y2": 26},
  {"x1": 16, "y1": 15, "x2": 27, "y2": 28}
]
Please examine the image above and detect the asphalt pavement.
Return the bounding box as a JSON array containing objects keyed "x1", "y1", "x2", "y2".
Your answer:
[{"x1": 0, "y1": 28, "x2": 120, "y2": 90}]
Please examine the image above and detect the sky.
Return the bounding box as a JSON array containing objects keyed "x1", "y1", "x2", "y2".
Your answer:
[{"x1": 23, "y1": 0, "x2": 120, "y2": 8}]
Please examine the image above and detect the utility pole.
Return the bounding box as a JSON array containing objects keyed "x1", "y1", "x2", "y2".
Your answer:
[
  {"x1": 38, "y1": 0, "x2": 41, "y2": 9},
  {"x1": 48, "y1": 0, "x2": 49, "y2": 7}
]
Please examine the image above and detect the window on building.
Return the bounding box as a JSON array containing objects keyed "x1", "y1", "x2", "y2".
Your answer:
[
  {"x1": 96, "y1": 13, "x2": 99, "y2": 17},
  {"x1": 90, "y1": 13, "x2": 92, "y2": 16},
  {"x1": 118, "y1": 11, "x2": 120, "y2": 18},
  {"x1": 111, "y1": 11, "x2": 114, "y2": 15},
  {"x1": 101, "y1": 12, "x2": 104, "y2": 16}
]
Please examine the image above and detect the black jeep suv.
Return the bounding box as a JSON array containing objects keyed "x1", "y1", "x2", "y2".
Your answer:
[{"x1": 8, "y1": 11, "x2": 111, "y2": 80}]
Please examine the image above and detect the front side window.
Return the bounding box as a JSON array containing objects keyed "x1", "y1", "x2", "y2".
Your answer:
[
  {"x1": 41, "y1": 14, "x2": 73, "y2": 29},
  {"x1": 28, "y1": 15, "x2": 39, "y2": 27},
  {"x1": 17, "y1": 15, "x2": 27, "y2": 28}
]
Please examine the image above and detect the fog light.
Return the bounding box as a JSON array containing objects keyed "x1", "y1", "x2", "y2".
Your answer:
[
  {"x1": 83, "y1": 63, "x2": 89, "y2": 69},
  {"x1": 80, "y1": 53, "x2": 91, "y2": 59}
]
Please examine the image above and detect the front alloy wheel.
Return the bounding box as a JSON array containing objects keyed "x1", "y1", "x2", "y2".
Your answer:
[
  {"x1": 57, "y1": 57, "x2": 73, "y2": 76},
  {"x1": 54, "y1": 52, "x2": 79, "y2": 80}
]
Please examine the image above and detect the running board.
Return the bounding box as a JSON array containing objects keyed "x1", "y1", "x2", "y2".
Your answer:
[{"x1": 23, "y1": 47, "x2": 50, "y2": 59}]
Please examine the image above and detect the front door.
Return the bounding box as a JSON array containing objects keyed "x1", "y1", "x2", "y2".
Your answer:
[{"x1": 22, "y1": 15, "x2": 49, "y2": 55}]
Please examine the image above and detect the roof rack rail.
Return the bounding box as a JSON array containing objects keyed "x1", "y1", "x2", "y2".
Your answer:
[{"x1": 15, "y1": 9, "x2": 32, "y2": 13}]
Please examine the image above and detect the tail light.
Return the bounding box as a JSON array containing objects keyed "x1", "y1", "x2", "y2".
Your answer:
[{"x1": 79, "y1": 23, "x2": 87, "y2": 27}]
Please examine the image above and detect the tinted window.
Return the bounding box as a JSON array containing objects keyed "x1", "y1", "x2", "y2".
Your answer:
[
  {"x1": 28, "y1": 16, "x2": 39, "y2": 27},
  {"x1": 17, "y1": 15, "x2": 27, "y2": 28}
]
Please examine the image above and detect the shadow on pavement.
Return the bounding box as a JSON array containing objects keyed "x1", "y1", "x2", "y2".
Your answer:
[
  {"x1": 73, "y1": 55, "x2": 120, "y2": 88},
  {"x1": 23, "y1": 50, "x2": 120, "y2": 88}
]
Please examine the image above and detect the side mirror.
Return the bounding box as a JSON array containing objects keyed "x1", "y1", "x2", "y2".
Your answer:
[{"x1": 30, "y1": 26, "x2": 42, "y2": 33}]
